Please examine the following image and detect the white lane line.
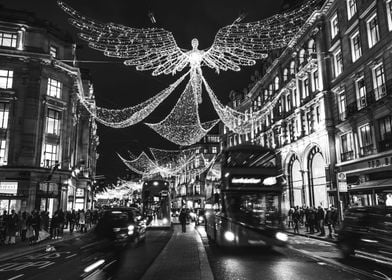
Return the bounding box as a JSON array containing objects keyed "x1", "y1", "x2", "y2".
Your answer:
[
  {"x1": 66, "y1": 253, "x2": 77, "y2": 259},
  {"x1": 38, "y1": 262, "x2": 55, "y2": 269},
  {"x1": 7, "y1": 274, "x2": 24, "y2": 280}
]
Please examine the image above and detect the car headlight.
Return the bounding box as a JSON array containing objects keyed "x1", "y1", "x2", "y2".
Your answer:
[
  {"x1": 113, "y1": 228, "x2": 121, "y2": 232},
  {"x1": 128, "y1": 225, "x2": 135, "y2": 231},
  {"x1": 275, "y1": 232, "x2": 288, "y2": 242},
  {"x1": 224, "y1": 231, "x2": 235, "y2": 242}
]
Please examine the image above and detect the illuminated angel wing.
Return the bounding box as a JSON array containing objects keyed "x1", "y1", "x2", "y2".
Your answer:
[
  {"x1": 202, "y1": 0, "x2": 320, "y2": 73},
  {"x1": 57, "y1": 1, "x2": 189, "y2": 76}
]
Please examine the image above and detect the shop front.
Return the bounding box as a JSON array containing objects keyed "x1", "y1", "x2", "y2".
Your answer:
[
  {"x1": 38, "y1": 182, "x2": 60, "y2": 218},
  {"x1": 0, "y1": 181, "x2": 24, "y2": 213},
  {"x1": 348, "y1": 179, "x2": 392, "y2": 207}
]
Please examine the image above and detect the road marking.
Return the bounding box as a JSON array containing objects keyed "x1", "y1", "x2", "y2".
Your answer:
[
  {"x1": 66, "y1": 254, "x2": 77, "y2": 259},
  {"x1": 7, "y1": 275, "x2": 24, "y2": 280},
  {"x1": 38, "y1": 262, "x2": 55, "y2": 269}
]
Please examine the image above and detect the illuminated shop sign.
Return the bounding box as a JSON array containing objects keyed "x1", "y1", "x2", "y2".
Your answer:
[
  {"x1": 231, "y1": 178, "x2": 261, "y2": 184},
  {"x1": 0, "y1": 182, "x2": 18, "y2": 195}
]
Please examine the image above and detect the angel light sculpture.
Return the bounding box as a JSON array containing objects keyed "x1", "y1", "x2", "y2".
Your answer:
[{"x1": 58, "y1": 0, "x2": 321, "y2": 143}]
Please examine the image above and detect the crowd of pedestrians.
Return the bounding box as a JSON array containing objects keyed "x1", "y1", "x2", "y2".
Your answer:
[
  {"x1": 0, "y1": 208, "x2": 99, "y2": 246},
  {"x1": 287, "y1": 205, "x2": 339, "y2": 238}
]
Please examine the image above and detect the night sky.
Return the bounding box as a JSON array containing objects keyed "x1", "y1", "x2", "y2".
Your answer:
[{"x1": 2, "y1": 0, "x2": 285, "y2": 182}]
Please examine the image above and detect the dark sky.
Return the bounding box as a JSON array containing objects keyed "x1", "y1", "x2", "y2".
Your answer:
[{"x1": 3, "y1": 0, "x2": 284, "y2": 181}]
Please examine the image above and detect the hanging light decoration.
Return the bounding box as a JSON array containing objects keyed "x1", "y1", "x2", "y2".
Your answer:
[
  {"x1": 58, "y1": 0, "x2": 322, "y2": 139},
  {"x1": 145, "y1": 80, "x2": 219, "y2": 146},
  {"x1": 77, "y1": 71, "x2": 189, "y2": 128}
]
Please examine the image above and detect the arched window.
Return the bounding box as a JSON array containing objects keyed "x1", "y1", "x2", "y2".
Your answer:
[
  {"x1": 283, "y1": 68, "x2": 288, "y2": 81},
  {"x1": 308, "y1": 39, "x2": 316, "y2": 53},
  {"x1": 274, "y1": 76, "x2": 280, "y2": 91},
  {"x1": 268, "y1": 84, "x2": 274, "y2": 96},
  {"x1": 290, "y1": 61, "x2": 296, "y2": 74},
  {"x1": 299, "y1": 49, "x2": 306, "y2": 64}
]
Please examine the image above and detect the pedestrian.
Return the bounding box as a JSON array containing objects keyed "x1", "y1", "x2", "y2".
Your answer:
[
  {"x1": 0, "y1": 210, "x2": 7, "y2": 245},
  {"x1": 317, "y1": 206, "x2": 325, "y2": 237},
  {"x1": 79, "y1": 210, "x2": 86, "y2": 233},
  {"x1": 309, "y1": 208, "x2": 316, "y2": 234},
  {"x1": 20, "y1": 211, "x2": 27, "y2": 242},
  {"x1": 69, "y1": 210, "x2": 76, "y2": 233},
  {"x1": 51, "y1": 211, "x2": 59, "y2": 239},
  {"x1": 325, "y1": 206, "x2": 334, "y2": 239},
  {"x1": 331, "y1": 206, "x2": 338, "y2": 233},
  {"x1": 293, "y1": 208, "x2": 300, "y2": 234},
  {"x1": 58, "y1": 209, "x2": 65, "y2": 237},
  {"x1": 287, "y1": 208, "x2": 294, "y2": 228},
  {"x1": 26, "y1": 213, "x2": 35, "y2": 245},
  {"x1": 179, "y1": 208, "x2": 187, "y2": 233},
  {"x1": 6, "y1": 210, "x2": 18, "y2": 245}
]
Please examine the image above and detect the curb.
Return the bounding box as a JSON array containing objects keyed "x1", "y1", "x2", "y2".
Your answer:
[{"x1": 286, "y1": 231, "x2": 338, "y2": 243}]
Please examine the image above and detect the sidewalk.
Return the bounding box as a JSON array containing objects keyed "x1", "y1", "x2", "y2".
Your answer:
[
  {"x1": 285, "y1": 224, "x2": 338, "y2": 243},
  {"x1": 141, "y1": 224, "x2": 214, "y2": 280},
  {"x1": 0, "y1": 227, "x2": 89, "y2": 261}
]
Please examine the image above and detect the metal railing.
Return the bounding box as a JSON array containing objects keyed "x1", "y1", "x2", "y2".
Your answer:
[{"x1": 359, "y1": 144, "x2": 374, "y2": 157}]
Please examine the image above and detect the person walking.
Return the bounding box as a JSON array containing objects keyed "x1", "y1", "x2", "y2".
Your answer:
[
  {"x1": 179, "y1": 208, "x2": 187, "y2": 233},
  {"x1": 79, "y1": 210, "x2": 86, "y2": 233},
  {"x1": 20, "y1": 211, "x2": 27, "y2": 242},
  {"x1": 317, "y1": 206, "x2": 326, "y2": 237},
  {"x1": 292, "y1": 207, "x2": 301, "y2": 234},
  {"x1": 6, "y1": 210, "x2": 18, "y2": 245},
  {"x1": 69, "y1": 210, "x2": 76, "y2": 233},
  {"x1": 325, "y1": 206, "x2": 334, "y2": 239}
]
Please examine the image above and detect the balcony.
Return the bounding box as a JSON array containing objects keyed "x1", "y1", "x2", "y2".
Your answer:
[
  {"x1": 379, "y1": 138, "x2": 392, "y2": 152},
  {"x1": 341, "y1": 151, "x2": 354, "y2": 162},
  {"x1": 359, "y1": 144, "x2": 374, "y2": 157}
]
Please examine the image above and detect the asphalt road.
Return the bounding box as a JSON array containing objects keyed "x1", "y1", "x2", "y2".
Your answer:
[
  {"x1": 198, "y1": 226, "x2": 392, "y2": 280},
  {"x1": 0, "y1": 229, "x2": 172, "y2": 280}
]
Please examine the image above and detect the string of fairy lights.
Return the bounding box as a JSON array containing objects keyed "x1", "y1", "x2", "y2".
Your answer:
[{"x1": 58, "y1": 0, "x2": 322, "y2": 176}]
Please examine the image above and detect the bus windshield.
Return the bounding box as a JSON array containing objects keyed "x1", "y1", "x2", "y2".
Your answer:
[
  {"x1": 222, "y1": 191, "x2": 280, "y2": 227},
  {"x1": 225, "y1": 148, "x2": 276, "y2": 168}
]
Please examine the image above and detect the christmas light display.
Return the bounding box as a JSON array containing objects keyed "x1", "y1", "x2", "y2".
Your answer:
[
  {"x1": 78, "y1": 71, "x2": 188, "y2": 128},
  {"x1": 58, "y1": 0, "x2": 322, "y2": 141},
  {"x1": 145, "y1": 80, "x2": 219, "y2": 146}
]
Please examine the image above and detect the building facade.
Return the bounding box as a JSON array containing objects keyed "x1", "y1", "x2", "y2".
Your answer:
[
  {"x1": 0, "y1": 7, "x2": 99, "y2": 216},
  {"x1": 173, "y1": 134, "x2": 220, "y2": 209},
  {"x1": 327, "y1": 0, "x2": 392, "y2": 207},
  {"x1": 221, "y1": 0, "x2": 392, "y2": 214}
]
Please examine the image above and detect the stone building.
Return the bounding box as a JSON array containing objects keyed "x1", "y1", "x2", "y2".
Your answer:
[
  {"x1": 0, "y1": 6, "x2": 99, "y2": 215},
  {"x1": 327, "y1": 0, "x2": 392, "y2": 207},
  {"x1": 220, "y1": 0, "x2": 392, "y2": 214},
  {"x1": 174, "y1": 134, "x2": 220, "y2": 209}
]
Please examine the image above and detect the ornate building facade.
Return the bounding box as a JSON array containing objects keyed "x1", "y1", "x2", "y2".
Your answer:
[
  {"x1": 221, "y1": 0, "x2": 392, "y2": 214},
  {"x1": 0, "y1": 7, "x2": 99, "y2": 215}
]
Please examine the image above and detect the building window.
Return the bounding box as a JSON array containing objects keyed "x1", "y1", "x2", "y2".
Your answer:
[
  {"x1": 0, "y1": 140, "x2": 7, "y2": 165},
  {"x1": 302, "y1": 78, "x2": 309, "y2": 98},
  {"x1": 47, "y1": 78, "x2": 62, "y2": 99},
  {"x1": 292, "y1": 88, "x2": 297, "y2": 108},
  {"x1": 212, "y1": 146, "x2": 217, "y2": 153},
  {"x1": 372, "y1": 63, "x2": 386, "y2": 100},
  {"x1": 367, "y1": 14, "x2": 380, "y2": 48},
  {"x1": 283, "y1": 68, "x2": 288, "y2": 81},
  {"x1": 0, "y1": 31, "x2": 17, "y2": 48},
  {"x1": 257, "y1": 95, "x2": 262, "y2": 107},
  {"x1": 350, "y1": 31, "x2": 362, "y2": 62},
  {"x1": 359, "y1": 124, "x2": 373, "y2": 156},
  {"x1": 286, "y1": 93, "x2": 292, "y2": 112},
  {"x1": 42, "y1": 143, "x2": 59, "y2": 168},
  {"x1": 0, "y1": 70, "x2": 13, "y2": 89},
  {"x1": 311, "y1": 70, "x2": 319, "y2": 92},
  {"x1": 46, "y1": 109, "x2": 61, "y2": 135},
  {"x1": 355, "y1": 76, "x2": 367, "y2": 109},
  {"x1": 315, "y1": 106, "x2": 320, "y2": 124},
  {"x1": 299, "y1": 49, "x2": 306, "y2": 64},
  {"x1": 290, "y1": 61, "x2": 295, "y2": 75},
  {"x1": 50, "y1": 45, "x2": 58, "y2": 58},
  {"x1": 0, "y1": 103, "x2": 9, "y2": 129},
  {"x1": 338, "y1": 91, "x2": 346, "y2": 121},
  {"x1": 308, "y1": 39, "x2": 316, "y2": 53},
  {"x1": 347, "y1": 0, "x2": 357, "y2": 20},
  {"x1": 341, "y1": 132, "x2": 354, "y2": 161},
  {"x1": 274, "y1": 76, "x2": 279, "y2": 91},
  {"x1": 379, "y1": 116, "x2": 392, "y2": 151},
  {"x1": 332, "y1": 47, "x2": 343, "y2": 77},
  {"x1": 387, "y1": 0, "x2": 392, "y2": 31},
  {"x1": 330, "y1": 12, "x2": 339, "y2": 39},
  {"x1": 268, "y1": 84, "x2": 273, "y2": 97}
]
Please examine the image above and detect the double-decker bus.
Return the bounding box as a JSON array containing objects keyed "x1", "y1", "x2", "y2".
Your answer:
[
  {"x1": 205, "y1": 144, "x2": 288, "y2": 247},
  {"x1": 142, "y1": 179, "x2": 171, "y2": 228}
]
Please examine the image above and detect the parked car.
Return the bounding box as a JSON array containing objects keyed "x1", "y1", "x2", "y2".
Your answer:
[
  {"x1": 337, "y1": 206, "x2": 392, "y2": 266},
  {"x1": 95, "y1": 207, "x2": 146, "y2": 245}
]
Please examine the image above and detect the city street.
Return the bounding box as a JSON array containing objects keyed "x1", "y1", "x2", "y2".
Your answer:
[{"x1": 0, "y1": 224, "x2": 391, "y2": 280}]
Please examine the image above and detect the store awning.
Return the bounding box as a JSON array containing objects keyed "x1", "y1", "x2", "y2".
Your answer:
[{"x1": 349, "y1": 178, "x2": 392, "y2": 191}]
